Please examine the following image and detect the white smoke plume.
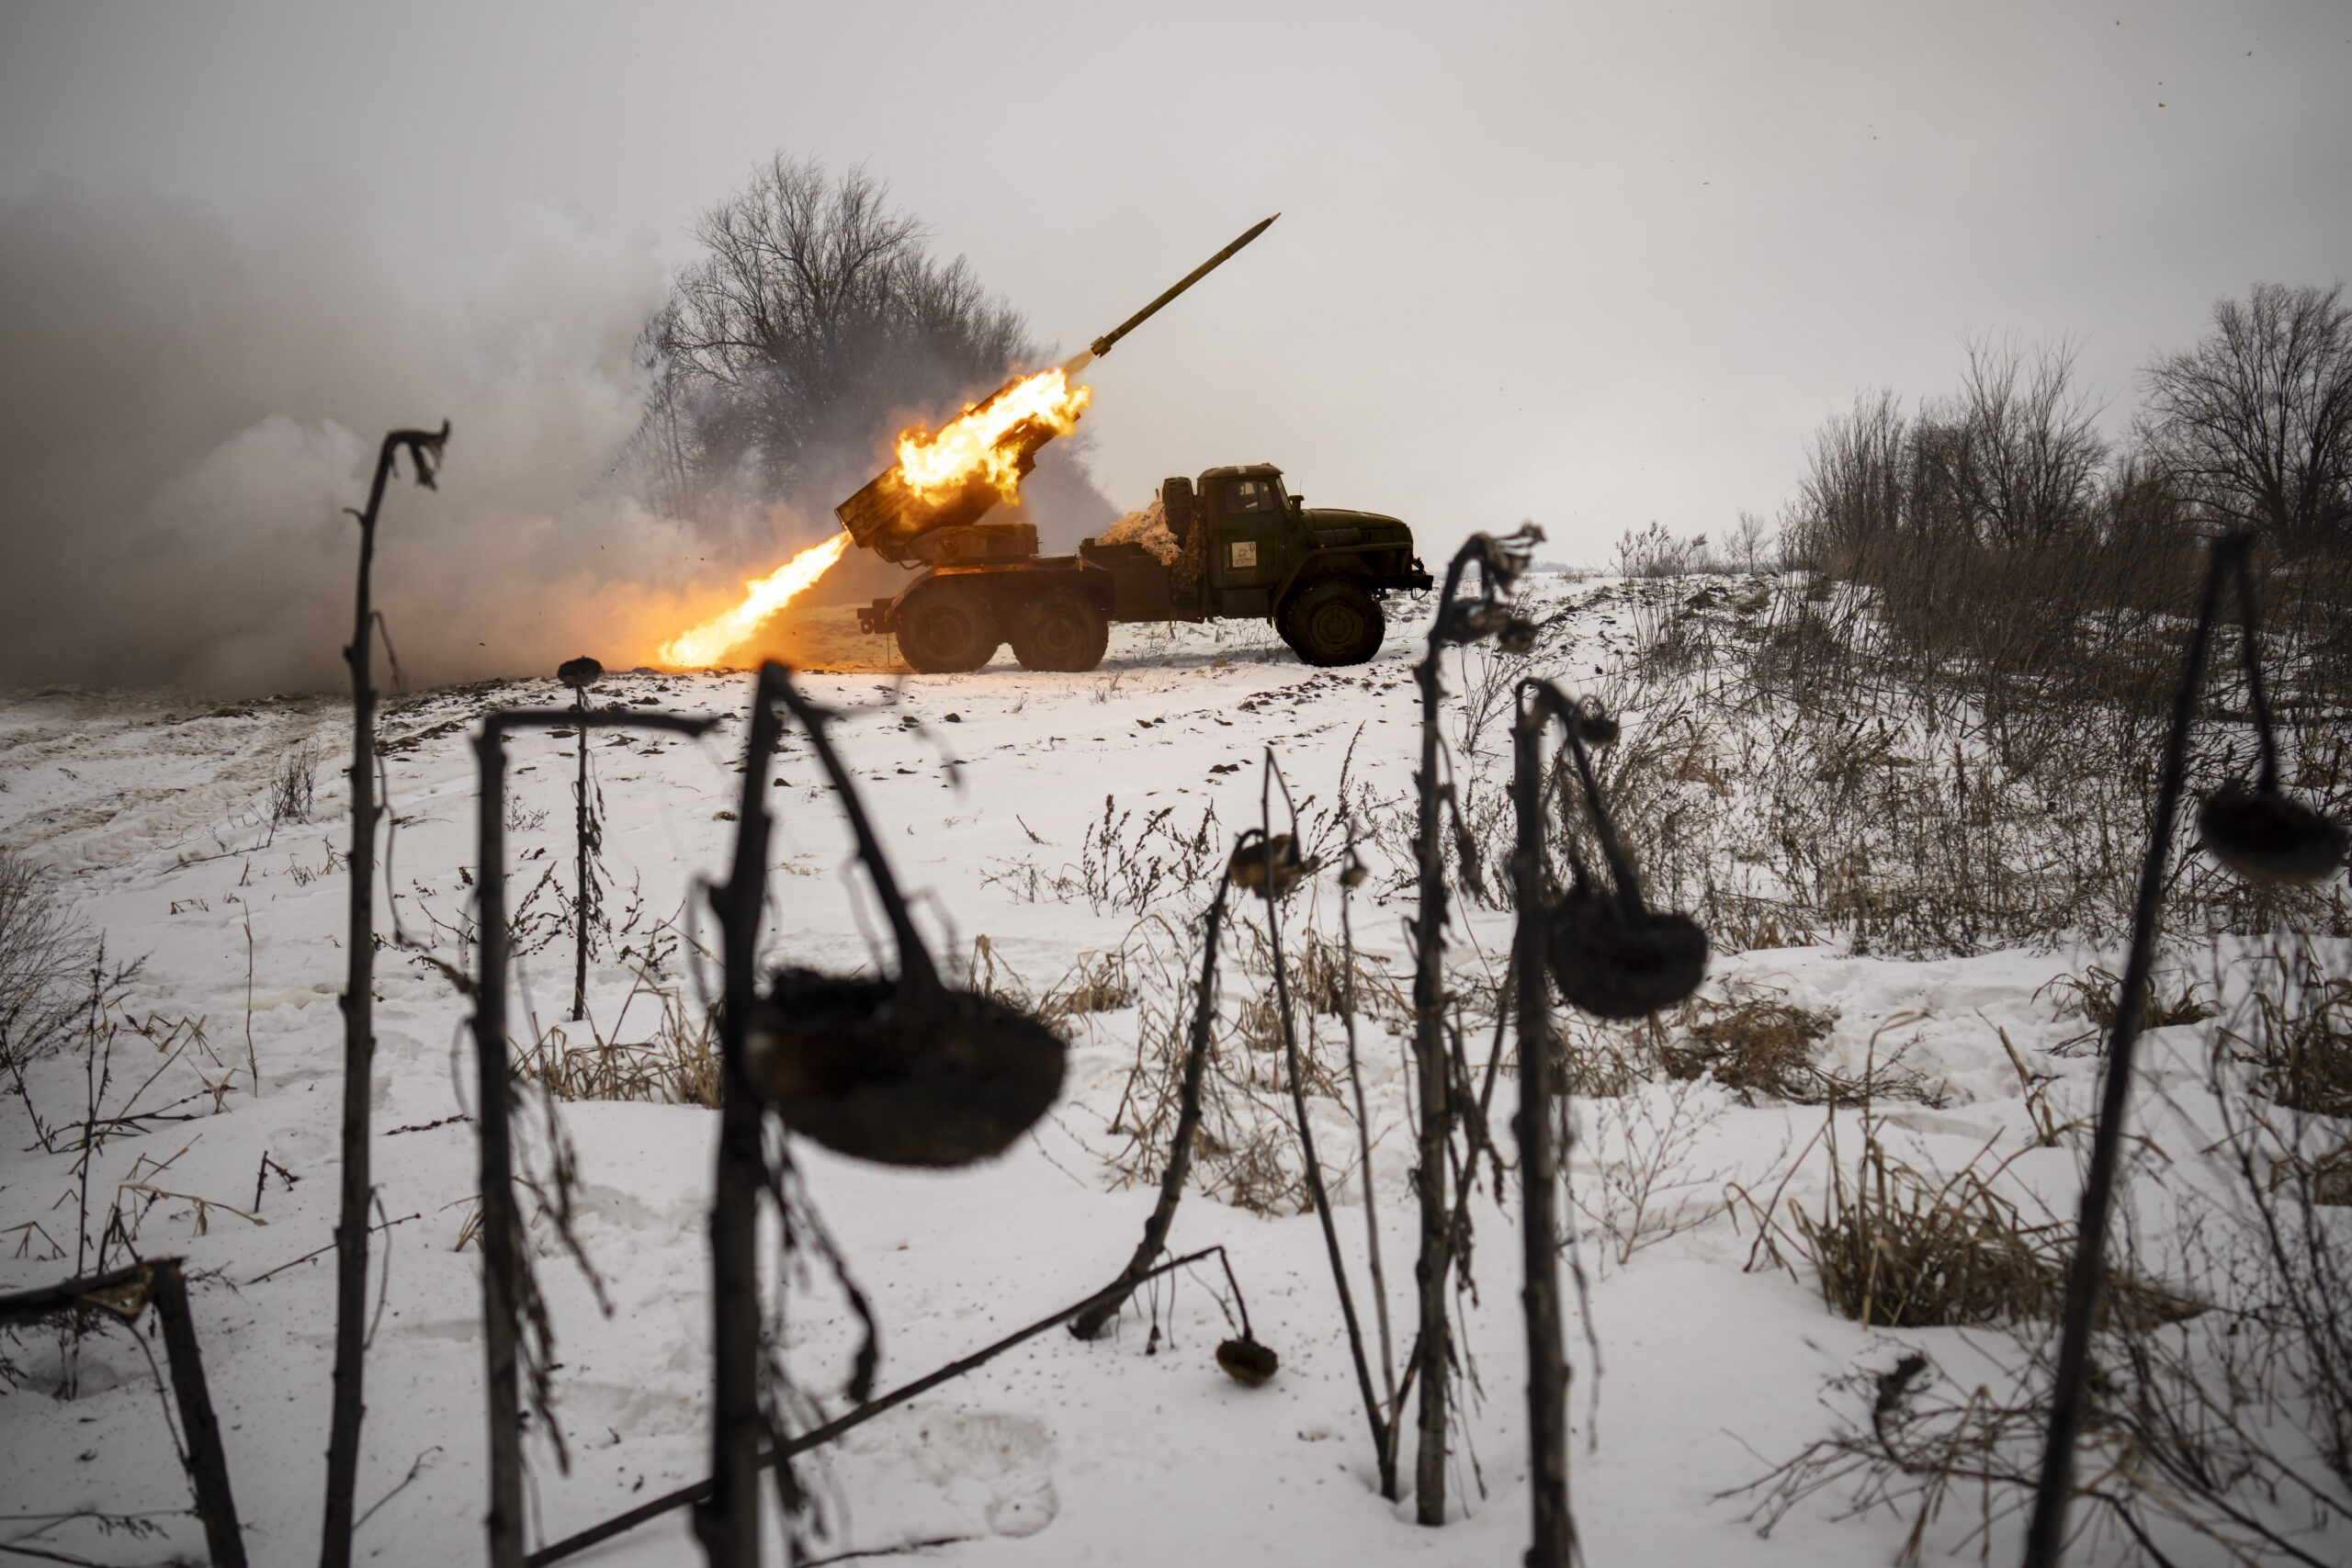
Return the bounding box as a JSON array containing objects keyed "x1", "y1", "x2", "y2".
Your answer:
[{"x1": 0, "y1": 183, "x2": 754, "y2": 696}]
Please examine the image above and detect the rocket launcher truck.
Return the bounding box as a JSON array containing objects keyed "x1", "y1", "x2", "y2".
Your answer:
[{"x1": 841, "y1": 217, "x2": 1433, "y2": 672}]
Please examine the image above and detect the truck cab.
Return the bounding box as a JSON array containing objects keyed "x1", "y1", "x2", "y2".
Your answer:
[{"x1": 1157, "y1": 464, "x2": 1430, "y2": 656}]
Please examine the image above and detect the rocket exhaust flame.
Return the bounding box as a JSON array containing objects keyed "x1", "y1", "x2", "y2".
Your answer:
[
  {"x1": 658, "y1": 533, "x2": 852, "y2": 667},
  {"x1": 660, "y1": 363, "x2": 1091, "y2": 664},
  {"x1": 890, "y1": 366, "x2": 1091, "y2": 506}
]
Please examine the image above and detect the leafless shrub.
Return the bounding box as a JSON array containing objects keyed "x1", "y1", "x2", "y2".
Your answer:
[
  {"x1": 1569, "y1": 1077, "x2": 1733, "y2": 1266},
  {"x1": 1555, "y1": 1013, "x2": 1653, "y2": 1100},
  {"x1": 267, "y1": 743, "x2": 319, "y2": 825},
  {"x1": 1757, "y1": 330, "x2": 2352, "y2": 954},
  {"x1": 0, "y1": 848, "x2": 99, "y2": 1070},
  {"x1": 1615, "y1": 520, "x2": 1712, "y2": 578},
  {"x1": 980, "y1": 795, "x2": 1224, "y2": 916}
]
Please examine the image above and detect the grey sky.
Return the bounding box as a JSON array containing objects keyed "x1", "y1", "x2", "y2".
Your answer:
[{"x1": 4, "y1": 0, "x2": 2346, "y2": 567}]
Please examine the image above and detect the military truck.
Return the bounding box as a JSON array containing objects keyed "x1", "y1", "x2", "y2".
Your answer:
[
  {"x1": 831, "y1": 215, "x2": 1431, "y2": 671},
  {"x1": 849, "y1": 465, "x2": 1431, "y2": 672}
]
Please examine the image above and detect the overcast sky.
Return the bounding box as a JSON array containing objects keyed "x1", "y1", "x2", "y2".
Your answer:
[{"x1": 4, "y1": 0, "x2": 2347, "y2": 577}]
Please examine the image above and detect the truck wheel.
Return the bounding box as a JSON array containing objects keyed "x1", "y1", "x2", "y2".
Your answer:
[
  {"x1": 1010, "y1": 591, "x2": 1109, "y2": 672},
  {"x1": 1278, "y1": 579, "x2": 1385, "y2": 666},
  {"x1": 897, "y1": 583, "x2": 1002, "y2": 673}
]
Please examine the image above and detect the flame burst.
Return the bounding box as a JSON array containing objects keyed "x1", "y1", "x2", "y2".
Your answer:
[
  {"x1": 893, "y1": 367, "x2": 1091, "y2": 503},
  {"x1": 658, "y1": 533, "x2": 852, "y2": 667},
  {"x1": 655, "y1": 364, "x2": 1090, "y2": 667}
]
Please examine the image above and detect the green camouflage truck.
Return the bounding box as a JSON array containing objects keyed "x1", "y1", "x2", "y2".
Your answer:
[{"x1": 845, "y1": 462, "x2": 1431, "y2": 673}]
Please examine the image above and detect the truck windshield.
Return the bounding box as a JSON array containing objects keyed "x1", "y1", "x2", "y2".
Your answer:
[{"x1": 1224, "y1": 478, "x2": 1284, "y2": 515}]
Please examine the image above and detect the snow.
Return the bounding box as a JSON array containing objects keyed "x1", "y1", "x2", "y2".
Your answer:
[{"x1": 0, "y1": 579, "x2": 2325, "y2": 1565}]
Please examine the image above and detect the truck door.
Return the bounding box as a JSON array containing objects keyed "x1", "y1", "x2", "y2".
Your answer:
[{"x1": 1209, "y1": 474, "x2": 1288, "y2": 616}]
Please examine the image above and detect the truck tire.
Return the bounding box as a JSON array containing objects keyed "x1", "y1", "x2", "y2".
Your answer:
[
  {"x1": 897, "y1": 582, "x2": 1002, "y2": 673},
  {"x1": 1278, "y1": 579, "x2": 1385, "y2": 667},
  {"x1": 1010, "y1": 590, "x2": 1110, "y2": 672}
]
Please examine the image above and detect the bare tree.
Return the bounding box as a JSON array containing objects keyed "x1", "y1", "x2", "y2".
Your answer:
[
  {"x1": 2142, "y1": 281, "x2": 2352, "y2": 546},
  {"x1": 1728, "y1": 510, "x2": 1772, "y2": 572},
  {"x1": 1790, "y1": 388, "x2": 1906, "y2": 569},
  {"x1": 1951, "y1": 337, "x2": 2108, "y2": 547},
  {"x1": 1901, "y1": 339, "x2": 2107, "y2": 548},
  {"x1": 636, "y1": 158, "x2": 1039, "y2": 525}
]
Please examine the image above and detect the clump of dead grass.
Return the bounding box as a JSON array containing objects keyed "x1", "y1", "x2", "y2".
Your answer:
[
  {"x1": 2039, "y1": 962, "x2": 2218, "y2": 1055},
  {"x1": 967, "y1": 933, "x2": 1136, "y2": 1034},
  {"x1": 1657, "y1": 994, "x2": 1838, "y2": 1103},
  {"x1": 514, "y1": 974, "x2": 719, "y2": 1107},
  {"x1": 1781, "y1": 1122, "x2": 2191, "y2": 1331},
  {"x1": 2227, "y1": 944, "x2": 2352, "y2": 1118},
  {"x1": 1792, "y1": 1136, "x2": 2066, "y2": 1328}
]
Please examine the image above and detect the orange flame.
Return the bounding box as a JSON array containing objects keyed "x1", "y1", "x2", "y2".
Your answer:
[
  {"x1": 654, "y1": 365, "x2": 1088, "y2": 667},
  {"x1": 658, "y1": 533, "x2": 852, "y2": 667},
  {"x1": 892, "y1": 366, "x2": 1091, "y2": 504}
]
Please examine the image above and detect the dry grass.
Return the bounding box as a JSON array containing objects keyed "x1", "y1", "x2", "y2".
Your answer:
[
  {"x1": 1453, "y1": 568, "x2": 2352, "y2": 961},
  {"x1": 1100, "y1": 908, "x2": 1391, "y2": 1217},
  {"x1": 1783, "y1": 1122, "x2": 2193, "y2": 1332},
  {"x1": 514, "y1": 975, "x2": 719, "y2": 1107},
  {"x1": 1657, "y1": 995, "x2": 1838, "y2": 1103},
  {"x1": 2039, "y1": 963, "x2": 2218, "y2": 1055},
  {"x1": 2232, "y1": 945, "x2": 2352, "y2": 1118},
  {"x1": 967, "y1": 933, "x2": 1135, "y2": 1034},
  {"x1": 979, "y1": 796, "x2": 1227, "y2": 916},
  {"x1": 1747, "y1": 944, "x2": 2352, "y2": 1566},
  {"x1": 1792, "y1": 1136, "x2": 2067, "y2": 1328},
  {"x1": 266, "y1": 743, "x2": 319, "y2": 826}
]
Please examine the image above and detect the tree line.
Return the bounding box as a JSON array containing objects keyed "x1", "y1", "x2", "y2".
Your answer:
[
  {"x1": 1776, "y1": 284, "x2": 2352, "y2": 723},
  {"x1": 1792, "y1": 282, "x2": 2351, "y2": 568}
]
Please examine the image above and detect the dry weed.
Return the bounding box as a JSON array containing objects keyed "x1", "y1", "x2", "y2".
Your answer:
[
  {"x1": 1792, "y1": 1138, "x2": 2067, "y2": 1328},
  {"x1": 0, "y1": 848, "x2": 100, "y2": 1070},
  {"x1": 513, "y1": 975, "x2": 718, "y2": 1107},
  {"x1": 2040, "y1": 962, "x2": 2218, "y2": 1055},
  {"x1": 1569, "y1": 1077, "x2": 1735, "y2": 1266},
  {"x1": 1657, "y1": 995, "x2": 1838, "y2": 1103},
  {"x1": 1100, "y1": 908, "x2": 1373, "y2": 1218},
  {"x1": 967, "y1": 933, "x2": 1133, "y2": 1034},
  {"x1": 2229, "y1": 944, "x2": 2352, "y2": 1118}
]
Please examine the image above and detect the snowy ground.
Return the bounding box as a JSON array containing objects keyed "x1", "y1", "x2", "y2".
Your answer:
[{"x1": 0, "y1": 578, "x2": 2316, "y2": 1566}]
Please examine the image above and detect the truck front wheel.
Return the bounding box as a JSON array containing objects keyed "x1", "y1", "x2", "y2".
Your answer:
[
  {"x1": 1278, "y1": 579, "x2": 1385, "y2": 666},
  {"x1": 898, "y1": 583, "x2": 1002, "y2": 673},
  {"x1": 1010, "y1": 591, "x2": 1110, "y2": 672}
]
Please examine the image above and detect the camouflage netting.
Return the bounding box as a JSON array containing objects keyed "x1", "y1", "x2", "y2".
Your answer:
[{"x1": 1100, "y1": 501, "x2": 1182, "y2": 565}]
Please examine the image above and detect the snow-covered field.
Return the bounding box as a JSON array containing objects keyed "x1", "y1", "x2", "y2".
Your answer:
[{"x1": 0, "y1": 578, "x2": 2329, "y2": 1566}]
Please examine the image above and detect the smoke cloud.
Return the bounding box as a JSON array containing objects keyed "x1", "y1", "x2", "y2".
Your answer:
[{"x1": 0, "y1": 183, "x2": 774, "y2": 696}]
